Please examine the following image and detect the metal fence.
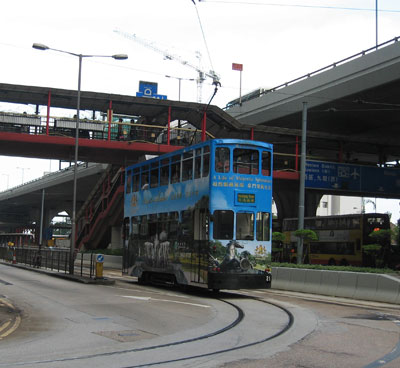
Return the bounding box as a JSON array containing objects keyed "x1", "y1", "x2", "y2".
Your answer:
[{"x1": 0, "y1": 246, "x2": 97, "y2": 278}]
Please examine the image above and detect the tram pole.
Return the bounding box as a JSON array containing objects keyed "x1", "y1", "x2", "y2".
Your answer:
[{"x1": 297, "y1": 101, "x2": 307, "y2": 264}]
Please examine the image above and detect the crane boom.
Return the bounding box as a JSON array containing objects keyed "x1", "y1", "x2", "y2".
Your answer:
[{"x1": 114, "y1": 29, "x2": 220, "y2": 102}]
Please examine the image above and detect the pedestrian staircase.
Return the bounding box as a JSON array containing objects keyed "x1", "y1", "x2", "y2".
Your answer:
[{"x1": 75, "y1": 165, "x2": 124, "y2": 251}]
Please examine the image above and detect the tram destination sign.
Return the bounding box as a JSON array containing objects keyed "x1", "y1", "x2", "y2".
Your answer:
[
  {"x1": 237, "y1": 193, "x2": 255, "y2": 204},
  {"x1": 305, "y1": 160, "x2": 400, "y2": 195}
]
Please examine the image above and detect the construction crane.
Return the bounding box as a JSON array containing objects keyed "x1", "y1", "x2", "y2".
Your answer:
[{"x1": 114, "y1": 29, "x2": 220, "y2": 103}]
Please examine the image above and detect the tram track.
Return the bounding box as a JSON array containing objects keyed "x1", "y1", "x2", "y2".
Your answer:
[
  {"x1": 1, "y1": 292, "x2": 294, "y2": 368},
  {"x1": 121, "y1": 294, "x2": 294, "y2": 368}
]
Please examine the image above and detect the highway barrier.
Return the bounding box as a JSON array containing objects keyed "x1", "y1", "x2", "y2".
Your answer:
[{"x1": 271, "y1": 267, "x2": 400, "y2": 304}]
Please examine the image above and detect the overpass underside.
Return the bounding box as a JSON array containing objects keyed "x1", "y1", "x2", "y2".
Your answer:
[{"x1": 226, "y1": 36, "x2": 400, "y2": 167}]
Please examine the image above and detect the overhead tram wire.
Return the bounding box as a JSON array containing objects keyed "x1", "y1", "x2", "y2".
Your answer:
[
  {"x1": 199, "y1": 1, "x2": 400, "y2": 13},
  {"x1": 190, "y1": 0, "x2": 216, "y2": 75},
  {"x1": 189, "y1": 1, "x2": 222, "y2": 144}
]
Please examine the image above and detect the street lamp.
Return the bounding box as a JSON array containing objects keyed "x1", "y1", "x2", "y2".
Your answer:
[
  {"x1": 16, "y1": 167, "x2": 30, "y2": 184},
  {"x1": 33, "y1": 43, "x2": 128, "y2": 274}
]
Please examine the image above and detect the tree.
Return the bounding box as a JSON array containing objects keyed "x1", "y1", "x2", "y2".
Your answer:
[
  {"x1": 364, "y1": 229, "x2": 392, "y2": 268},
  {"x1": 293, "y1": 229, "x2": 318, "y2": 264}
]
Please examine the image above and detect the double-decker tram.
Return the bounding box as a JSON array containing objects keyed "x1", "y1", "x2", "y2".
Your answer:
[{"x1": 123, "y1": 139, "x2": 273, "y2": 290}]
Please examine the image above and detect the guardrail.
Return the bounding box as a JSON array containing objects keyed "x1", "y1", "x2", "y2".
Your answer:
[
  {"x1": 0, "y1": 112, "x2": 212, "y2": 144},
  {"x1": 225, "y1": 36, "x2": 400, "y2": 109},
  {"x1": 0, "y1": 246, "x2": 70, "y2": 273},
  {"x1": 0, "y1": 246, "x2": 99, "y2": 278}
]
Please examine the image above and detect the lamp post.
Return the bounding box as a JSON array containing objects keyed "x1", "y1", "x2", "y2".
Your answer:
[
  {"x1": 16, "y1": 167, "x2": 30, "y2": 184},
  {"x1": 33, "y1": 43, "x2": 128, "y2": 274}
]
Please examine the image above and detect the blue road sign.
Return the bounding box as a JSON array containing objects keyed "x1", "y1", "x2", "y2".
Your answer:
[
  {"x1": 305, "y1": 160, "x2": 400, "y2": 195},
  {"x1": 136, "y1": 92, "x2": 167, "y2": 100},
  {"x1": 96, "y1": 254, "x2": 104, "y2": 263},
  {"x1": 138, "y1": 81, "x2": 158, "y2": 96}
]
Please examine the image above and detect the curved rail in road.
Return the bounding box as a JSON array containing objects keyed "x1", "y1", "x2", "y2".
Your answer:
[
  {"x1": 0, "y1": 291, "x2": 294, "y2": 367},
  {"x1": 0, "y1": 265, "x2": 296, "y2": 368}
]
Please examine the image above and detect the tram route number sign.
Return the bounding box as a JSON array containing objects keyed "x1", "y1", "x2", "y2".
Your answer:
[{"x1": 237, "y1": 193, "x2": 255, "y2": 204}]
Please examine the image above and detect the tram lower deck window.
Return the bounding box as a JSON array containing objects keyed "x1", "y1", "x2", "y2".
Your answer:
[
  {"x1": 213, "y1": 210, "x2": 234, "y2": 240},
  {"x1": 236, "y1": 213, "x2": 254, "y2": 240}
]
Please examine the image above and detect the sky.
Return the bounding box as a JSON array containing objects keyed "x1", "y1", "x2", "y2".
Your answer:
[{"x1": 0, "y1": 0, "x2": 400, "y2": 220}]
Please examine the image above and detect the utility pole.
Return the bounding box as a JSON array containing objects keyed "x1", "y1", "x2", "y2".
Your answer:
[{"x1": 297, "y1": 102, "x2": 308, "y2": 264}]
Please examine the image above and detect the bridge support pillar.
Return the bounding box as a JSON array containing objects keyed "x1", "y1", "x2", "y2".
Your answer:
[
  {"x1": 109, "y1": 226, "x2": 122, "y2": 250},
  {"x1": 31, "y1": 207, "x2": 59, "y2": 246},
  {"x1": 273, "y1": 180, "x2": 323, "y2": 226}
]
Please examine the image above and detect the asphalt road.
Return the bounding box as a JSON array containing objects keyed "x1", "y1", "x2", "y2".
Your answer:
[{"x1": 1, "y1": 263, "x2": 400, "y2": 368}]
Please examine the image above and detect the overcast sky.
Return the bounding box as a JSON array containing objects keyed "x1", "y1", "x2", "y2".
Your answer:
[{"x1": 0, "y1": 0, "x2": 400, "y2": 218}]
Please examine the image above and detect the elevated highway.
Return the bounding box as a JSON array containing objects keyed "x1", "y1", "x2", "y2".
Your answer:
[
  {"x1": 0, "y1": 163, "x2": 107, "y2": 232},
  {"x1": 225, "y1": 36, "x2": 400, "y2": 166}
]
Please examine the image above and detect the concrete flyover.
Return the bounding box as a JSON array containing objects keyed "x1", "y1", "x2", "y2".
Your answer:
[
  {"x1": 0, "y1": 163, "x2": 107, "y2": 232},
  {"x1": 225, "y1": 36, "x2": 400, "y2": 166}
]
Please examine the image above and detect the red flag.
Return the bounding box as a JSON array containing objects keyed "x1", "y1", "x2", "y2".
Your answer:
[{"x1": 232, "y1": 63, "x2": 243, "y2": 71}]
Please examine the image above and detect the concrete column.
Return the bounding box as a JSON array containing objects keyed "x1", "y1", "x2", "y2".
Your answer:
[
  {"x1": 109, "y1": 226, "x2": 122, "y2": 250},
  {"x1": 305, "y1": 191, "x2": 324, "y2": 217},
  {"x1": 273, "y1": 185, "x2": 323, "y2": 222}
]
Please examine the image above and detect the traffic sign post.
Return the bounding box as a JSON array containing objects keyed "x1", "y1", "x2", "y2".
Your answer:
[{"x1": 95, "y1": 254, "x2": 104, "y2": 279}]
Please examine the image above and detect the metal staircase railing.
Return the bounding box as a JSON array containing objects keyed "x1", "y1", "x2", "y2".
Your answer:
[{"x1": 75, "y1": 166, "x2": 124, "y2": 250}]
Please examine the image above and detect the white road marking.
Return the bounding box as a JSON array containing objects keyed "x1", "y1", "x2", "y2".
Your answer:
[{"x1": 119, "y1": 295, "x2": 210, "y2": 308}]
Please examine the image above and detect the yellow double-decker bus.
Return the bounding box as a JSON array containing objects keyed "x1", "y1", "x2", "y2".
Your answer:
[{"x1": 281, "y1": 213, "x2": 390, "y2": 266}]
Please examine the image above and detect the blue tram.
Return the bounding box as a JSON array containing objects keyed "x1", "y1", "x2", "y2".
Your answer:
[{"x1": 123, "y1": 139, "x2": 273, "y2": 290}]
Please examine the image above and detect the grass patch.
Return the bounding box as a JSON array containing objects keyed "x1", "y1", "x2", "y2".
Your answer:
[{"x1": 271, "y1": 262, "x2": 397, "y2": 274}]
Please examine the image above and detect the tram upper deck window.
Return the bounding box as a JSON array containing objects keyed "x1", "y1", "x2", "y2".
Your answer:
[
  {"x1": 160, "y1": 158, "x2": 170, "y2": 186},
  {"x1": 233, "y1": 148, "x2": 259, "y2": 175},
  {"x1": 132, "y1": 168, "x2": 140, "y2": 192},
  {"x1": 150, "y1": 161, "x2": 159, "y2": 188},
  {"x1": 203, "y1": 146, "x2": 210, "y2": 177},
  {"x1": 141, "y1": 165, "x2": 150, "y2": 190},
  {"x1": 171, "y1": 154, "x2": 181, "y2": 183},
  {"x1": 194, "y1": 148, "x2": 202, "y2": 179},
  {"x1": 215, "y1": 147, "x2": 230, "y2": 173},
  {"x1": 126, "y1": 170, "x2": 132, "y2": 194},
  {"x1": 213, "y1": 210, "x2": 234, "y2": 240},
  {"x1": 262, "y1": 151, "x2": 271, "y2": 176},
  {"x1": 236, "y1": 212, "x2": 254, "y2": 240},
  {"x1": 182, "y1": 151, "x2": 193, "y2": 181}
]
